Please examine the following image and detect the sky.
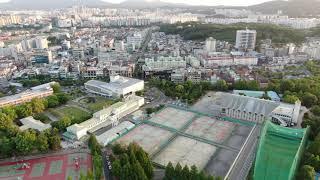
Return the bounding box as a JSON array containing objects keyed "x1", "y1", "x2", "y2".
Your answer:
[{"x1": 0, "y1": 0, "x2": 275, "y2": 6}]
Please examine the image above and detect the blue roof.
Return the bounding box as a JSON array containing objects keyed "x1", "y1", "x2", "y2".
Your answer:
[{"x1": 233, "y1": 90, "x2": 280, "y2": 101}]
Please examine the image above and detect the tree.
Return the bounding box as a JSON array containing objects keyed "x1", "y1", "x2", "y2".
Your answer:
[
  {"x1": 112, "y1": 159, "x2": 122, "y2": 178},
  {"x1": 0, "y1": 113, "x2": 13, "y2": 130},
  {"x1": 36, "y1": 132, "x2": 49, "y2": 152},
  {"x1": 280, "y1": 80, "x2": 295, "y2": 93},
  {"x1": 214, "y1": 80, "x2": 228, "y2": 91},
  {"x1": 174, "y1": 163, "x2": 183, "y2": 180},
  {"x1": 53, "y1": 117, "x2": 71, "y2": 131},
  {"x1": 88, "y1": 135, "x2": 101, "y2": 155},
  {"x1": 308, "y1": 138, "x2": 320, "y2": 155},
  {"x1": 1, "y1": 106, "x2": 17, "y2": 120},
  {"x1": 311, "y1": 105, "x2": 320, "y2": 116},
  {"x1": 198, "y1": 170, "x2": 207, "y2": 180},
  {"x1": 190, "y1": 165, "x2": 198, "y2": 180},
  {"x1": 0, "y1": 137, "x2": 15, "y2": 157},
  {"x1": 182, "y1": 165, "x2": 190, "y2": 180},
  {"x1": 298, "y1": 165, "x2": 315, "y2": 180},
  {"x1": 302, "y1": 93, "x2": 318, "y2": 108},
  {"x1": 56, "y1": 93, "x2": 70, "y2": 104},
  {"x1": 120, "y1": 163, "x2": 132, "y2": 180},
  {"x1": 16, "y1": 104, "x2": 33, "y2": 118},
  {"x1": 112, "y1": 143, "x2": 127, "y2": 155},
  {"x1": 31, "y1": 98, "x2": 45, "y2": 114},
  {"x1": 87, "y1": 170, "x2": 94, "y2": 180},
  {"x1": 47, "y1": 95, "x2": 60, "y2": 108},
  {"x1": 14, "y1": 131, "x2": 36, "y2": 154},
  {"x1": 136, "y1": 150, "x2": 153, "y2": 179},
  {"x1": 51, "y1": 83, "x2": 61, "y2": 93},
  {"x1": 46, "y1": 128, "x2": 61, "y2": 151},
  {"x1": 133, "y1": 161, "x2": 148, "y2": 180},
  {"x1": 164, "y1": 162, "x2": 175, "y2": 180},
  {"x1": 93, "y1": 154, "x2": 103, "y2": 180},
  {"x1": 283, "y1": 94, "x2": 300, "y2": 104}
]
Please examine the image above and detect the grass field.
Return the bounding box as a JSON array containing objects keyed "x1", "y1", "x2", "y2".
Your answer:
[
  {"x1": 79, "y1": 97, "x2": 116, "y2": 112},
  {"x1": 49, "y1": 106, "x2": 92, "y2": 124}
]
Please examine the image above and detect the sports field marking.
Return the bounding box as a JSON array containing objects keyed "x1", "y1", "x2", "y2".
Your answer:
[
  {"x1": 0, "y1": 165, "x2": 25, "y2": 177},
  {"x1": 65, "y1": 165, "x2": 88, "y2": 180},
  {"x1": 30, "y1": 162, "x2": 45, "y2": 177},
  {"x1": 49, "y1": 160, "x2": 63, "y2": 175},
  {"x1": 68, "y1": 153, "x2": 88, "y2": 165}
]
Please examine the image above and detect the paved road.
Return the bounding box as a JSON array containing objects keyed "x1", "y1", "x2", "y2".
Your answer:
[
  {"x1": 296, "y1": 106, "x2": 309, "y2": 128},
  {"x1": 226, "y1": 125, "x2": 261, "y2": 180},
  {"x1": 43, "y1": 111, "x2": 59, "y2": 122},
  {"x1": 102, "y1": 151, "x2": 112, "y2": 180}
]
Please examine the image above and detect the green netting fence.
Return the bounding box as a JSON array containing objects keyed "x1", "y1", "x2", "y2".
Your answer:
[{"x1": 253, "y1": 121, "x2": 309, "y2": 180}]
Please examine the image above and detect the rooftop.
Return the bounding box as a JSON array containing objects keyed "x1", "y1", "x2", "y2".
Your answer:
[
  {"x1": 19, "y1": 116, "x2": 51, "y2": 132},
  {"x1": 85, "y1": 76, "x2": 143, "y2": 90}
]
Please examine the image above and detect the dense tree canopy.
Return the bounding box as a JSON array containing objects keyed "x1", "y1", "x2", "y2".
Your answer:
[
  {"x1": 111, "y1": 142, "x2": 153, "y2": 180},
  {"x1": 160, "y1": 22, "x2": 306, "y2": 45}
]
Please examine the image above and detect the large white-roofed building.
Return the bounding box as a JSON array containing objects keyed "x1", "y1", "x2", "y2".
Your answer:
[
  {"x1": 84, "y1": 76, "x2": 144, "y2": 98},
  {"x1": 96, "y1": 121, "x2": 135, "y2": 146},
  {"x1": 64, "y1": 95, "x2": 144, "y2": 140},
  {"x1": 19, "y1": 116, "x2": 51, "y2": 132},
  {"x1": 210, "y1": 92, "x2": 301, "y2": 126}
]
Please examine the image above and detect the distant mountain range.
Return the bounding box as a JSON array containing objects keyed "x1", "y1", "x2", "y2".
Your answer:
[
  {"x1": 0, "y1": 0, "x2": 188, "y2": 10},
  {"x1": 248, "y1": 0, "x2": 320, "y2": 17},
  {"x1": 0, "y1": 0, "x2": 319, "y2": 17}
]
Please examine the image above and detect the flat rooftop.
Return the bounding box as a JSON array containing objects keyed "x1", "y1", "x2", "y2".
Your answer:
[{"x1": 85, "y1": 76, "x2": 143, "y2": 90}]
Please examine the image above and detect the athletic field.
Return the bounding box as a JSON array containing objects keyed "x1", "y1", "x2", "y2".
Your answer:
[{"x1": 0, "y1": 152, "x2": 92, "y2": 180}]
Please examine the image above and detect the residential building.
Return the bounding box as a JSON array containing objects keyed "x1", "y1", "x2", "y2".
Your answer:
[
  {"x1": 205, "y1": 37, "x2": 216, "y2": 52},
  {"x1": 235, "y1": 29, "x2": 257, "y2": 51}
]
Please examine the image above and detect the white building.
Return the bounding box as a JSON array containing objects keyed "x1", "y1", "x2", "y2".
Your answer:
[
  {"x1": 205, "y1": 37, "x2": 216, "y2": 52},
  {"x1": 85, "y1": 76, "x2": 144, "y2": 98},
  {"x1": 35, "y1": 37, "x2": 48, "y2": 49},
  {"x1": 235, "y1": 29, "x2": 257, "y2": 51},
  {"x1": 19, "y1": 116, "x2": 51, "y2": 132},
  {"x1": 65, "y1": 95, "x2": 144, "y2": 140},
  {"x1": 212, "y1": 92, "x2": 301, "y2": 126},
  {"x1": 96, "y1": 121, "x2": 135, "y2": 146},
  {"x1": 143, "y1": 56, "x2": 186, "y2": 72}
]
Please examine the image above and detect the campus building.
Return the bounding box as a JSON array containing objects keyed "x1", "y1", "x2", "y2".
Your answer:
[
  {"x1": 64, "y1": 95, "x2": 144, "y2": 140},
  {"x1": 84, "y1": 75, "x2": 144, "y2": 98},
  {"x1": 19, "y1": 116, "x2": 51, "y2": 132},
  {"x1": 0, "y1": 82, "x2": 55, "y2": 108},
  {"x1": 212, "y1": 92, "x2": 301, "y2": 126}
]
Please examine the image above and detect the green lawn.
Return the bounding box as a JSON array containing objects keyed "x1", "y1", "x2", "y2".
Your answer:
[
  {"x1": 81, "y1": 97, "x2": 116, "y2": 112},
  {"x1": 49, "y1": 106, "x2": 92, "y2": 124}
]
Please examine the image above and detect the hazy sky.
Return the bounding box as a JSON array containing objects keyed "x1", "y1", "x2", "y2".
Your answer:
[{"x1": 0, "y1": 0, "x2": 275, "y2": 6}]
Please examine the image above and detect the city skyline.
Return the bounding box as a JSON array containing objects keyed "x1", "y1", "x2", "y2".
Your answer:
[{"x1": 0, "y1": 0, "x2": 278, "y2": 6}]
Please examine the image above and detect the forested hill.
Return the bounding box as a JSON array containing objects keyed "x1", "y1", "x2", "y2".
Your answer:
[{"x1": 160, "y1": 23, "x2": 320, "y2": 45}]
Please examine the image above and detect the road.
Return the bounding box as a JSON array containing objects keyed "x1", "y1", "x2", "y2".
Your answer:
[
  {"x1": 226, "y1": 125, "x2": 261, "y2": 180},
  {"x1": 102, "y1": 151, "x2": 112, "y2": 180},
  {"x1": 296, "y1": 106, "x2": 309, "y2": 128}
]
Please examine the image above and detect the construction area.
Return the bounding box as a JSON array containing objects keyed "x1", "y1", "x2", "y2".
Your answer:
[
  {"x1": 115, "y1": 106, "x2": 255, "y2": 177},
  {"x1": 0, "y1": 152, "x2": 92, "y2": 180}
]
